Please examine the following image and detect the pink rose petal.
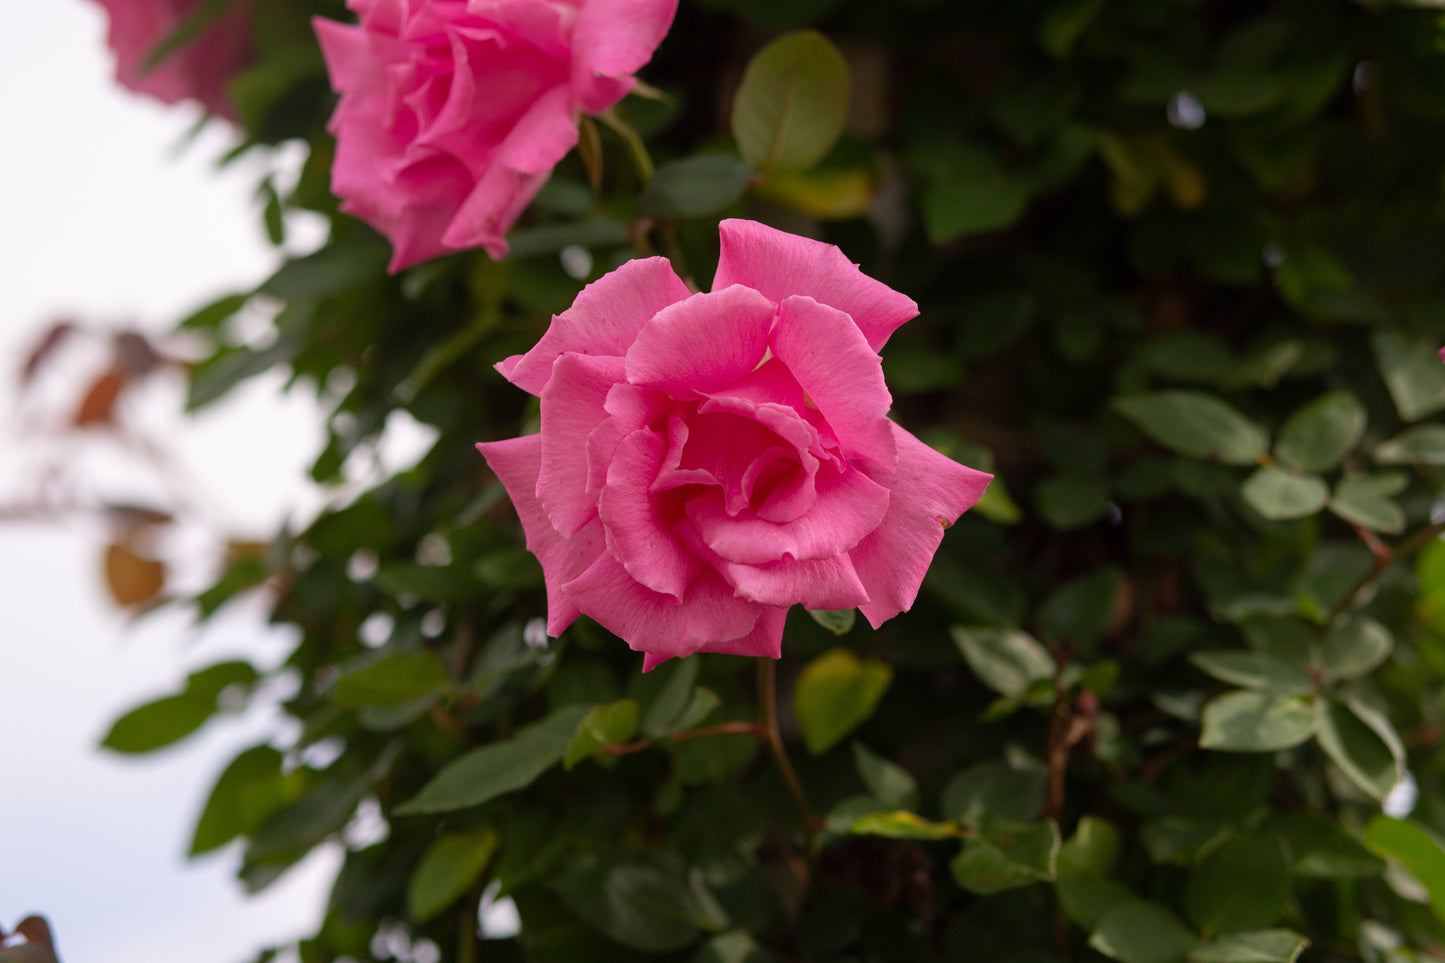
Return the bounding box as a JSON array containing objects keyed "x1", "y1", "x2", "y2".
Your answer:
[
  {"x1": 499, "y1": 256, "x2": 693, "y2": 394},
  {"x1": 598, "y1": 430, "x2": 705, "y2": 600},
  {"x1": 714, "y1": 219, "x2": 919, "y2": 351},
  {"x1": 625, "y1": 285, "x2": 778, "y2": 397},
  {"x1": 538, "y1": 353, "x2": 626, "y2": 537},
  {"x1": 476, "y1": 435, "x2": 608, "y2": 636},
  {"x1": 853, "y1": 424, "x2": 993, "y2": 628}
]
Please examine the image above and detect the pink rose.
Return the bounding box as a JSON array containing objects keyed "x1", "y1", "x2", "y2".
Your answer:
[
  {"x1": 478, "y1": 220, "x2": 993, "y2": 669},
  {"x1": 92, "y1": 0, "x2": 250, "y2": 119},
  {"x1": 314, "y1": 0, "x2": 678, "y2": 272}
]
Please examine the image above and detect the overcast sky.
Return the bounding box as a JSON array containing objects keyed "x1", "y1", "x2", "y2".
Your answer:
[{"x1": 0, "y1": 4, "x2": 342, "y2": 961}]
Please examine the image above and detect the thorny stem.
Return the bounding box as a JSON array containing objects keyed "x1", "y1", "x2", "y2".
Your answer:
[
  {"x1": 758, "y1": 658, "x2": 817, "y2": 852},
  {"x1": 1320, "y1": 517, "x2": 1445, "y2": 635}
]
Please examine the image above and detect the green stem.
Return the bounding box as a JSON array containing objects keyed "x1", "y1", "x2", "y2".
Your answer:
[
  {"x1": 601, "y1": 720, "x2": 763, "y2": 755},
  {"x1": 459, "y1": 885, "x2": 480, "y2": 963},
  {"x1": 1320, "y1": 517, "x2": 1445, "y2": 634},
  {"x1": 597, "y1": 108, "x2": 654, "y2": 185},
  {"x1": 758, "y1": 658, "x2": 816, "y2": 850}
]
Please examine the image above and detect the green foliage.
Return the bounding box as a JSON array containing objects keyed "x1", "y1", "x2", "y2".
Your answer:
[{"x1": 110, "y1": 0, "x2": 1445, "y2": 959}]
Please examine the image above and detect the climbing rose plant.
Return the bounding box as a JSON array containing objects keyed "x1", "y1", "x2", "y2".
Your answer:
[{"x1": 42, "y1": 0, "x2": 1445, "y2": 961}]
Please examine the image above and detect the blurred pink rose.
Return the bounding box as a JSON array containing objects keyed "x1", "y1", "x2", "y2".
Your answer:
[
  {"x1": 93, "y1": 0, "x2": 250, "y2": 119},
  {"x1": 314, "y1": 0, "x2": 678, "y2": 272},
  {"x1": 479, "y1": 220, "x2": 993, "y2": 669}
]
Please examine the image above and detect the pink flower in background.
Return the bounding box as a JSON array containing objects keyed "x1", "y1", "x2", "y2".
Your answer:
[
  {"x1": 479, "y1": 220, "x2": 993, "y2": 669},
  {"x1": 314, "y1": 0, "x2": 678, "y2": 272},
  {"x1": 93, "y1": 0, "x2": 250, "y2": 119}
]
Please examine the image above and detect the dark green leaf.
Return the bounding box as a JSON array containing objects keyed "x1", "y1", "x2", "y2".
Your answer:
[
  {"x1": 1268, "y1": 812, "x2": 1384, "y2": 878},
  {"x1": 1036, "y1": 477, "x2": 1111, "y2": 529},
  {"x1": 332, "y1": 651, "x2": 450, "y2": 708},
  {"x1": 1114, "y1": 392, "x2": 1268, "y2": 465},
  {"x1": 1189, "y1": 652, "x2": 1313, "y2": 695},
  {"x1": 1374, "y1": 424, "x2": 1445, "y2": 465},
  {"x1": 397, "y1": 705, "x2": 591, "y2": 814},
  {"x1": 190, "y1": 746, "x2": 291, "y2": 856},
  {"x1": 1058, "y1": 816, "x2": 1122, "y2": 878},
  {"x1": 1273, "y1": 392, "x2": 1365, "y2": 472},
  {"x1": 635, "y1": 155, "x2": 755, "y2": 219},
  {"x1": 1374, "y1": 331, "x2": 1445, "y2": 421},
  {"x1": 1319, "y1": 615, "x2": 1392, "y2": 679},
  {"x1": 554, "y1": 856, "x2": 705, "y2": 952},
  {"x1": 852, "y1": 741, "x2": 918, "y2": 809},
  {"x1": 1239, "y1": 468, "x2": 1328, "y2": 521},
  {"x1": 1090, "y1": 900, "x2": 1199, "y2": 963},
  {"x1": 941, "y1": 755, "x2": 1048, "y2": 828},
  {"x1": 1315, "y1": 698, "x2": 1403, "y2": 800},
  {"x1": 951, "y1": 821, "x2": 1060, "y2": 894},
  {"x1": 1199, "y1": 691, "x2": 1315, "y2": 752},
  {"x1": 807, "y1": 607, "x2": 856, "y2": 636},
  {"x1": 1364, "y1": 817, "x2": 1445, "y2": 924},
  {"x1": 1329, "y1": 473, "x2": 1408, "y2": 534},
  {"x1": 408, "y1": 827, "x2": 499, "y2": 923},
  {"x1": 953, "y1": 627, "x2": 1056, "y2": 698},
  {"x1": 1184, "y1": 832, "x2": 1291, "y2": 934}
]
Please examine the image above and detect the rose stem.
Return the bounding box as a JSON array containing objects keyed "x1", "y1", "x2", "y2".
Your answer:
[
  {"x1": 1319, "y1": 517, "x2": 1445, "y2": 636},
  {"x1": 758, "y1": 657, "x2": 816, "y2": 852}
]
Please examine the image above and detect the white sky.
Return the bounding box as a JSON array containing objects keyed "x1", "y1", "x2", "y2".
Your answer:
[{"x1": 0, "y1": 3, "x2": 345, "y2": 961}]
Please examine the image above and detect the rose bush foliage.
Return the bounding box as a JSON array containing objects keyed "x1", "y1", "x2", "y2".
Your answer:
[
  {"x1": 481, "y1": 219, "x2": 989, "y2": 667},
  {"x1": 314, "y1": 0, "x2": 677, "y2": 270},
  {"x1": 81, "y1": 1, "x2": 1445, "y2": 962}
]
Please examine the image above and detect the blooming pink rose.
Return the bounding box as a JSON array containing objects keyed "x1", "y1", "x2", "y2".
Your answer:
[
  {"x1": 314, "y1": 0, "x2": 678, "y2": 272},
  {"x1": 478, "y1": 220, "x2": 993, "y2": 669},
  {"x1": 92, "y1": 0, "x2": 250, "y2": 119}
]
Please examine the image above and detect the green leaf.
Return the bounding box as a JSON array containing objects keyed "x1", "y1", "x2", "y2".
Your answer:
[
  {"x1": 730, "y1": 30, "x2": 850, "y2": 177},
  {"x1": 1199, "y1": 691, "x2": 1316, "y2": 752},
  {"x1": 332, "y1": 651, "x2": 450, "y2": 708},
  {"x1": 848, "y1": 810, "x2": 963, "y2": 840},
  {"x1": 941, "y1": 755, "x2": 1048, "y2": 828},
  {"x1": 564, "y1": 700, "x2": 641, "y2": 769},
  {"x1": 635, "y1": 154, "x2": 755, "y2": 219},
  {"x1": 373, "y1": 562, "x2": 478, "y2": 602},
  {"x1": 1184, "y1": 832, "x2": 1291, "y2": 935},
  {"x1": 1090, "y1": 900, "x2": 1199, "y2": 963},
  {"x1": 1329, "y1": 473, "x2": 1408, "y2": 534},
  {"x1": 1187, "y1": 930, "x2": 1309, "y2": 962},
  {"x1": 408, "y1": 827, "x2": 499, "y2": 923},
  {"x1": 553, "y1": 856, "x2": 706, "y2": 952},
  {"x1": 1273, "y1": 392, "x2": 1365, "y2": 472},
  {"x1": 793, "y1": 649, "x2": 893, "y2": 755},
  {"x1": 1374, "y1": 331, "x2": 1445, "y2": 421},
  {"x1": 1268, "y1": 812, "x2": 1384, "y2": 878},
  {"x1": 1315, "y1": 698, "x2": 1403, "y2": 800},
  {"x1": 1188, "y1": 652, "x2": 1313, "y2": 695},
  {"x1": 1364, "y1": 817, "x2": 1445, "y2": 924},
  {"x1": 1239, "y1": 468, "x2": 1329, "y2": 521},
  {"x1": 641, "y1": 658, "x2": 700, "y2": 737},
  {"x1": 259, "y1": 241, "x2": 388, "y2": 299},
  {"x1": 1038, "y1": 567, "x2": 1124, "y2": 648},
  {"x1": 1374, "y1": 424, "x2": 1445, "y2": 465},
  {"x1": 396, "y1": 705, "x2": 592, "y2": 814},
  {"x1": 1036, "y1": 476, "x2": 1111, "y2": 529},
  {"x1": 102, "y1": 661, "x2": 258, "y2": 754},
  {"x1": 1114, "y1": 392, "x2": 1269, "y2": 465},
  {"x1": 852, "y1": 741, "x2": 918, "y2": 809},
  {"x1": 953, "y1": 627, "x2": 1056, "y2": 698},
  {"x1": 920, "y1": 147, "x2": 1031, "y2": 243},
  {"x1": 1058, "y1": 816, "x2": 1123, "y2": 878},
  {"x1": 506, "y1": 218, "x2": 630, "y2": 258},
  {"x1": 807, "y1": 607, "x2": 856, "y2": 636},
  {"x1": 1319, "y1": 614, "x2": 1392, "y2": 679},
  {"x1": 1058, "y1": 876, "x2": 1136, "y2": 930},
  {"x1": 190, "y1": 746, "x2": 292, "y2": 856},
  {"x1": 951, "y1": 821, "x2": 1061, "y2": 894}
]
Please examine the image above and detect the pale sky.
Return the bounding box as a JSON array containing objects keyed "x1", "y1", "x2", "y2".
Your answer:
[{"x1": 0, "y1": 3, "x2": 342, "y2": 961}]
